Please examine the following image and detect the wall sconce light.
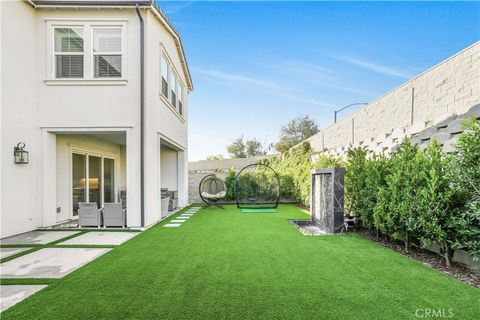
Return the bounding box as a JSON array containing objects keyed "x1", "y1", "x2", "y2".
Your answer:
[{"x1": 14, "y1": 142, "x2": 29, "y2": 164}]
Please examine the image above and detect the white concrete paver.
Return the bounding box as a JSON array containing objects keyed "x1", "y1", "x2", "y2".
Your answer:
[
  {"x1": 57, "y1": 232, "x2": 138, "y2": 246},
  {"x1": 0, "y1": 285, "x2": 47, "y2": 312},
  {"x1": 0, "y1": 248, "x2": 31, "y2": 260},
  {"x1": 164, "y1": 224, "x2": 181, "y2": 228},
  {"x1": 0, "y1": 231, "x2": 79, "y2": 245},
  {"x1": 0, "y1": 248, "x2": 111, "y2": 278}
]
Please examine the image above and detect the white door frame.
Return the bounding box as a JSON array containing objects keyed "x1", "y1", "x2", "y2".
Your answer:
[
  {"x1": 69, "y1": 145, "x2": 119, "y2": 220},
  {"x1": 41, "y1": 127, "x2": 138, "y2": 227}
]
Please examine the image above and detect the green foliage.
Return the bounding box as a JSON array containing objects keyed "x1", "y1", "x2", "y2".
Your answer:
[
  {"x1": 415, "y1": 140, "x2": 456, "y2": 265},
  {"x1": 269, "y1": 142, "x2": 341, "y2": 206},
  {"x1": 206, "y1": 154, "x2": 224, "y2": 160},
  {"x1": 224, "y1": 167, "x2": 236, "y2": 200},
  {"x1": 275, "y1": 115, "x2": 319, "y2": 153},
  {"x1": 227, "y1": 135, "x2": 266, "y2": 158},
  {"x1": 373, "y1": 139, "x2": 426, "y2": 249},
  {"x1": 448, "y1": 118, "x2": 480, "y2": 259},
  {"x1": 345, "y1": 148, "x2": 388, "y2": 229}
]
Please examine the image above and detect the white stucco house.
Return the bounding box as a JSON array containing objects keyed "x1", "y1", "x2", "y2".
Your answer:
[{"x1": 0, "y1": 0, "x2": 193, "y2": 238}]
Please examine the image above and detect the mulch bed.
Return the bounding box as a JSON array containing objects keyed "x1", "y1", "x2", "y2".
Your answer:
[{"x1": 356, "y1": 229, "x2": 480, "y2": 289}]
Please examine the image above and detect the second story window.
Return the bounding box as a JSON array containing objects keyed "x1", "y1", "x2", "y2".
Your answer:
[
  {"x1": 178, "y1": 83, "x2": 184, "y2": 115},
  {"x1": 170, "y1": 72, "x2": 177, "y2": 107},
  {"x1": 93, "y1": 28, "x2": 122, "y2": 78},
  {"x1": 161, "y1": 55, "x2": 169, "y2": 97},
  {"x1": 54, "y1": 27, "x2": 84, "y2": 78}
]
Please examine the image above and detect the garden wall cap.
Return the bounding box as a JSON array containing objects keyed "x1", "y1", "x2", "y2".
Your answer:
[
  {"x1": 446, "y1": 118, "x2": 465, "y2": 134},
  {"x1": 430, "y1": 132, "x2": 452, "y2": 145}
]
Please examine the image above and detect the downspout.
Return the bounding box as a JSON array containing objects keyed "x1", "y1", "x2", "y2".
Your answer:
[{"x1": 136, "y1": 4, "x2": 145, "y2": 227}]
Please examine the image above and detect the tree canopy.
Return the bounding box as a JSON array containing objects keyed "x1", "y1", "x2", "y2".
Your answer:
[{"x1": 275, "y1": 115, "x2": 319, "y2": 153}]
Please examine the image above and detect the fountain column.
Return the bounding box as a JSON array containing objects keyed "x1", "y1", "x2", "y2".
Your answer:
[{"x1": 310, "y1": 168, "x2": 345, "y2": 234}]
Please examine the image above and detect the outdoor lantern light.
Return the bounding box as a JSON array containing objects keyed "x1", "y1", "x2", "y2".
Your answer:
[{"x1": 14, "y1": 142, "x2": 29, "y2": 164}]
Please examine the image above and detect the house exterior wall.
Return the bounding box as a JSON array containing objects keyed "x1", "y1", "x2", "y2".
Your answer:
[
  {"x1": 1, "y1": 0, "x2": 40, "y2": 237},
  {"x1": 307, "y1": 42, "x2": 480, "y2": 156},
  {"x1": 1, "y1": 1, "x2": 190, "y2": 237},
  {"x1": 160, "y1": 147, "x2": 178, "y2": 191}
]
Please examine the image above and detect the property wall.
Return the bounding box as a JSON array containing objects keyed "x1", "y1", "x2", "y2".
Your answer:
[{"x1": 307, "y1": 41, "x2": 480, "y2": 157}]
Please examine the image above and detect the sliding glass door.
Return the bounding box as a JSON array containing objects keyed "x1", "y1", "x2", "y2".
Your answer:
[
  {"x1": 72, "y1": 153, "x2": 86, "y2": 216},
  {"x1": 88, "y1": 156, "x2": 102, "y2": 206},
  {"x1": 104, "y1": 158, "x2": 115, "y2": 203},
  {"x1": 72, "y1": 152, "x2": 116, "y2": 216}
]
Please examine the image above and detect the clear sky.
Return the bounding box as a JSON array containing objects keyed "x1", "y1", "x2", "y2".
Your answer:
[{"x1": 158, "y1": 1, "x2": 480, "y2": 161}]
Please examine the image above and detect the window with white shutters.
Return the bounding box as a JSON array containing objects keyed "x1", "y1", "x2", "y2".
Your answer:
[
  {"x1": 93, "y1": 27, "x2": 122, "y2": 78},
  {"x1": 170, "y1": 72, "x2": 177, "y2": 108},
  {"x1": 161, "y1": 55, "x2": 169, "y2": 97},
  {"x1": 178, "y1": 83, "x2": 184, "y2": 115},
  {"x1": 54, "y1": 27, "x2": 84, "y2": 78}
]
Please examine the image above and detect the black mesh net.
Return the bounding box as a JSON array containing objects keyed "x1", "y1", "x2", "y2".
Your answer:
[{"x1": 234, "y1": 163, "x2": 280, "y2": 209}]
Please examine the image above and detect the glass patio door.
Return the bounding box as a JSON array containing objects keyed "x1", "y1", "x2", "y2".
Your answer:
[
  {"x1": 72, "y1": 152, "x2": 115, "y2": 216},
  {"x1": 72, "y1": 153, "x2": 86, "y2": 216},
  {"x1": 88, "y1": 155, "x2": 102, "y2": 207}
]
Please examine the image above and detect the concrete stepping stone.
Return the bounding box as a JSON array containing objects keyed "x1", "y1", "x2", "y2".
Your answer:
[
  {"x1": 0, "y1": 248, "x2": 110, "y2": 278},
  {"x1": 164, "y1": 224, "x2": 181, "y2": 228},
  {"x1": 0, "y1": 248, "x2": 31, "y2": 260},
  {"x1": 170, "y1": 220, "x2": 185, "y2": 223},
  {"x1": 0, "y1": 285, "x2": 47, "y2": 312},
  {"x1": 57, "y1": 232, "x2": 138, "y2": 246},
  {"x1": 1, "y1": 231, "x2": 79, "y2": 245}
]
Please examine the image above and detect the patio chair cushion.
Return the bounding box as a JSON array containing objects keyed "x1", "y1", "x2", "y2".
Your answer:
[{"x1": 201, "y1": 191, "x2": 226, "y2": 200}]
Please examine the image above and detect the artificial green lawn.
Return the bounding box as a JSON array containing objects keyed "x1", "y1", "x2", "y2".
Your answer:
[{"x1": 2, "y1": 205, "x2": 479, "y2": 319}]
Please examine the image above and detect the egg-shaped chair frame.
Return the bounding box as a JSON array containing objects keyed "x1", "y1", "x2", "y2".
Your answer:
[{"x1": 234, "y1": 163, "x2": 280, "y2": 209}]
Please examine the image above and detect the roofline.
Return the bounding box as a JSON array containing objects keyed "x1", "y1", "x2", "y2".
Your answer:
[{"x1": 27, "y1": 0, "x2": 193, "y2": 90}]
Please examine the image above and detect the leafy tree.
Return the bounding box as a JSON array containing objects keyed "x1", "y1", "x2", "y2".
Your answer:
[
  {"x1": 224, "y1": 167, "x2": 236, "y2": 200},
  {"x1": 227, "y1": 136, "x2": 266, "y2": 158},
  {"x1": 206, "y1": 155, "x2": 224, "y2": 161},
  {"x1": 448, "y1": 118, "x2": 480, "y2": 260},
  {"x1": 416, "y1": 140, "x2": 456, "y2": 266},
  {"x1": 246, "y1": 138, "x2": 266, "y2": 157},
  {"x1": 374, "y1": 139, "x2": 426, "y2": 250},
  {"x1": 275, "y1": 115, "x2": 319, "y2": 153},
  {"x1": 345, "y1": 148, "x2": 389, "y2": 230},
  {"x1": 227, "y1": 136, "x2": 247, "y2": 158}
]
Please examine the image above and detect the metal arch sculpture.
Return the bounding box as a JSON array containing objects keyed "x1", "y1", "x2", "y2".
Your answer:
[
  {"x1": 199, "y1": 174, "x2": 227, "y2": 208},
  {"x1": 234, "y1": 163, "x2": 280, "y2": 209}
]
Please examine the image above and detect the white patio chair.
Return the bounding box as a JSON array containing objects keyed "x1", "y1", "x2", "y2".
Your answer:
[
  {"x1": 78, "y1": 202, "x2": 102, "y2": 228},
  {"x1": 103, "y1": 203, "x2": 126, "y2": 228}
]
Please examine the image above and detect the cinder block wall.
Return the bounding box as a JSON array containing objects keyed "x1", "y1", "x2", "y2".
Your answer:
[{"x1": 308, "y1": 41, "x2": 480, "y2": 157}]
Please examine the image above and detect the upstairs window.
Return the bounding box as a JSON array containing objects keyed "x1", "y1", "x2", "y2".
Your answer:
[
  {"x1": 170, "y1": 71, "x2": 177, "y2": 107},
  {"x1": 54, "y1": 27, "x2": 84, "y2": 78},
  {"x1": 93, "y1": 28, "x2": 122, "y2": 78},
  {"x1": 161, "y1": 55, "x2": 169, "y2": 97},
  {"x1": 178, "y1": 83, "x2": 184, "y2": 115}
]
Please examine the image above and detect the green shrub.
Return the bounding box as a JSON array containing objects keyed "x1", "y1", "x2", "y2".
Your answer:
[
  {"x1": 416, "y1": 140, "x2": 456, "y2": 265},
  {"x1": 448, "y1": 118, "x2": 480, "y2": 260},
  {"x1": 373, "y1": 139, "x2": 426, "y2": 249},
  {"x1": 268, "y1": 142, "x2": 341, "y2": 207},
  {"x1": 345, "y1": 148, "x2": 388, "y2": 229},
  {"x1": 224, "y1": 167, "x2": 236, "y2": 201}
]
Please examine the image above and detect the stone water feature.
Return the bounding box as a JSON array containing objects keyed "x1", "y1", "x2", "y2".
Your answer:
[{"x1": 291, "y1": 168, "x2": 345, "y2": 235}]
